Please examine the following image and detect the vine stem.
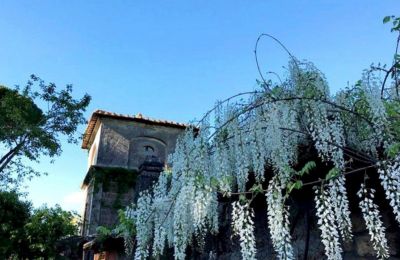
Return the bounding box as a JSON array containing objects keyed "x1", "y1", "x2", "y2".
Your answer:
[{"x1": 227, "y1": 164, "x2": 377, "y2": 196}]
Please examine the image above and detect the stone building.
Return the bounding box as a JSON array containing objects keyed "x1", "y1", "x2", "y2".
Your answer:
[{"x1": 80, "y1": 110, "x2": 188, "y2": 236}]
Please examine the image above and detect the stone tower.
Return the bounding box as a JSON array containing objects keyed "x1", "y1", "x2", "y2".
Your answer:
[{"x1": 80, "y1": 110, "x2": 187, "y2": 236}]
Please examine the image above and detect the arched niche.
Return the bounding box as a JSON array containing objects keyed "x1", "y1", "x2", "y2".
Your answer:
[{"x1": 128, "y1": 136, "x2": 167, "y2": 169}]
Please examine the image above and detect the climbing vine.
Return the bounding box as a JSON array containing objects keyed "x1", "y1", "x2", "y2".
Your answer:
[
  {"x1": 121, "y1": 16, "x2": 400, "y2": 260},
  {"x1": 90, "y1": 166, "x2": 137, "y2": 209}
]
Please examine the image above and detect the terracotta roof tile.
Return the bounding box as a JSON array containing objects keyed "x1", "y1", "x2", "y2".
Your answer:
[{"x1": 81, "y1": 109, "x2": 191, "y2": 149}]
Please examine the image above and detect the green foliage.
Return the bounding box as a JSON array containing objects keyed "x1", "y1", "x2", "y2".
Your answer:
[
  {"x1": 0, "y1": 190, "x2": 31, "y2": 259},
  {"x1": 95, "y1": 209, "x2": 136, "y2": 251},
  {"x1": 249, "y1": 183, "x2": 263, "y2": 194},
  {"x1": 297, "y1": 161, "x2": 316, "y2": 176},
  {"x1": 90, "y1": 166, "x2": 137, "y2": 209},
  {"x1": 0, "y1": 75, "x2": 91, "y2": 187},
  {"x1": 0, "y1": 191, "x2": 78, "y2": 259},
  {"x1": 239, "y1": 194, "x2": 248, "y2": 204},
  {"x1": 386, "y1": 142, "x2": 400, "y2": 159},
  {"x1": 287, "y1": 180, "x2": 303, "y2": 194},
  {"x1": 91, "y1": 166, "x2": 137, "y2": 193},
  {"x1": 0, "y1": 86, "x2": 43, "y2": 141},
  {"x1": 117, "y1": 209, "x2": 136, "y2": 236},
  {"x1": 385, "y1": 100, "x2": 400, "y2": 141},
  {"x1": 284, "y1": 161, "x2": 315, "y2": 194},
  {"x1": 96, "y1": 226, "x2": 113, "y2": 243},
  {"x1": 383, "y1": 15, "x2": 400, "y2": 32},
  {"x1": 23, "y1": 205, "x2": 78, "y2": 258},
  {"x1": 325, "y1": 167, "x2": 340, "y2": 181}
]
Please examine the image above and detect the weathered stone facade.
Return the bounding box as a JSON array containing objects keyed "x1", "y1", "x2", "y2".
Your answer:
[{"x1": 81, "y1": 110, "x2": 187, "y2": 236}]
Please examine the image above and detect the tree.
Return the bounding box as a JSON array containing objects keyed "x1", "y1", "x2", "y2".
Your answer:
[
  {"x1": 0, "y1": 75, "x2": 91, "y2": 187},
  {"x1": 0, "y1": 190, "x2": 79, "y2": 259},
  {"x1": 0, "y1": 190, "x2": 31, "y2": 259},
  {"x1": 22, "y1": 205, "x2": 79, "y2": 259},
  {"x1": 120, "y1": 16, "x2": 400, "y2": 260}
]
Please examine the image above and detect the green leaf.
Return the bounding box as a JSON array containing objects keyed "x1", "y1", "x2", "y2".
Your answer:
[
  {"x1": 297, "y1": 161, "x2": 316, "y2": 176},
  {"x1": 239, "y1": 194, "x2": 247, "y2": 204},
  {"x1": 383, "y1": 16, "x2": 391, "y2": 24},
  {"x1": 283, "y1": 165, "x2": 296, "y2": 176},
  {"x1": 386, "y1": 142, "x2": 400, "y2": 159},
  {"x1": 249, "y1": 183, "x2": 263, "y2": 194},
  {"x1": 288, "y1": 180, "x2": 303, "y2": 193},
  {"x1": 210, "y1": 176, "x2": 219, "y2": 188},
  {"x1": 325, "y1": 167, "x2": 340, "y2": 181}
]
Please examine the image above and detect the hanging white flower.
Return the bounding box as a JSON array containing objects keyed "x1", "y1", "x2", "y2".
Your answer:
[
  {"x1": 133, "y1": 191, "x2": 154, "y2": 260},
  {"x1": 231, "y1": 201, "x2": 257, "y2": 260},
  {"x1": 327, "y1": 175, "x2": 353, "y2": 241},
  {"x1": 357, "y1": 184, "x2": 390, "y2": 259},
  {"x1": 315, "y1": 185, "x2": 343, "y2": 260},
  {"x1": 266, "y1": 175, "x2": 294, "y2": 259},
  {"x1": 378, "y1": 158, "x2": 400, "y2": 224}
]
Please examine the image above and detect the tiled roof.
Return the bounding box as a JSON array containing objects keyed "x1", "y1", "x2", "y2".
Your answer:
[{"x1": 81, "y1": 109, "x2": 190, "y2": 149}]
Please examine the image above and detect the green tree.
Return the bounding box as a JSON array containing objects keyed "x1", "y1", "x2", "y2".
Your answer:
[
  {"x1": 0, "y1": 190, "x2": 31, "y2": 259},
  {"x1": 0, "y1": 75, "x2": 91, "y2": 187},
  {"x1": 22, "y1": 205, "x2": 79, "y2": 259},
  {"x1": 0, "y1": 191, "x2": 79, "y2": 259}
]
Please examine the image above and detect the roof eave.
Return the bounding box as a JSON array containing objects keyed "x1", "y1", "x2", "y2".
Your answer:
[{"x1": 81, "y1": 109, "x2": 194, "y2": 150}]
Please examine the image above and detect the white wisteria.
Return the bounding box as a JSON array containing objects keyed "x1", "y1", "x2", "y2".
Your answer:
[
  {"x1": 378, "y1": 157, "x2": 400, "y2": 224},
  {"x1": 266, "y1": 175, "x2": 294, "y2": 259},
  {"x1": 357, "y1": 184, "x2": 390, "y2": 259},
  {"x1": 328, "y1": 175, "x2": 353, "y2": 242},
  {"x1": 120, "y1": 42, "x2": 400, "y2": 259},
  {"x1": 133, "y1": 191, "x2": 154, "y2": 260},
  {"x1": 231, "y1": 201, "x2": 257, "y2": 260},
  {"x1": 315, "y1": 185, "x2": 343, "y2": 260}
]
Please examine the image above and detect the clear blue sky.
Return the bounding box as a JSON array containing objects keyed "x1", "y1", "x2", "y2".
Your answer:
[{"x1": 0, "y1": 1, "x2": 398, "y2": 212}]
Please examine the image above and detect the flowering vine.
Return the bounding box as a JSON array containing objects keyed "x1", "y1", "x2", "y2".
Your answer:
[
  {"x1": 315, "y1": 184, "x2": 343, "y2": 260},
  {"x1": 378, "y1": 157, "x2": 400, "y2": 224},
  {"x1": 133, "y1": 191, "x2": 154, "y2": 260},
  {"x1": 231, "y1": 201, "x2": 257, "y2": 260},
  {"x1": 116, "y1": 24, "x2": 400, "y2": 259},
  {"x1": 357, "y1": 183, "x2": 390, "y2": 259},
  {"x1": 266, "y1": 175, "x2": 294, "y2": 259}
]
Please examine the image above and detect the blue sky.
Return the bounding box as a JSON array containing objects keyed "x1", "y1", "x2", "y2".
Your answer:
[{"x1": 0, "y1": 1, "x2": 399, "y2": 212}]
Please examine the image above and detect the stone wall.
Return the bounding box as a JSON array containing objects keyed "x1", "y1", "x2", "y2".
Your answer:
[
  {"x1": 82, "y1": 117, "x2": 185, "y2": 236},
  {"x1": 96, "y1": 118, "x2": 184, "y2": 170}
]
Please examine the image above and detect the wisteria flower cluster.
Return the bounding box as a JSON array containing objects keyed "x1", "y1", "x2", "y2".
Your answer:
[
  {"x1": 315, "y1": 185, "x2": 343, "y2": 260},
  {"x1": 231, "y1": 201, "x2": 257, "y2": 260},
  {"x1": 118, "y1": 54, "x2": 400, "y2": 260},
  {"x1": 266, "y1": 175, "x2": 294, "y2": 259},
  {"x1": 357, "y1": 184, "x2": 390, "y2": 259},
  {"x1": 378, "y1": 157, "x2": 400, "y2": 224}
]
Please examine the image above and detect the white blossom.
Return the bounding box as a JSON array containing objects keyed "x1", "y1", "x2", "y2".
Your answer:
[
  {"x1": 231, "y1": 201, "x2": 257, "y2": 260},
  {"x1": 378, "y1": 158, "x2": 400, "y2": 224},
  {"x1": 328, "y1": 175, "x2": 353, "y2": 241},
  {"x1": 315, "y1": 185, "x2": 343, "y2": 260},
  {"x1": 133, "y1": 191, "x2": 154, "y2": 260},
  {"x1": 266, "y1": 175, "x2": 294, "y2": 259},
  {"x1": 357, "y1": 184, "x2": 390, "y2": 259}
]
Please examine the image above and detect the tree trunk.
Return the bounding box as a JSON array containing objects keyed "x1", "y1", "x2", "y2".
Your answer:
[{"x1": 0, "y1": 142, "x2": 24, "y2": 173}]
